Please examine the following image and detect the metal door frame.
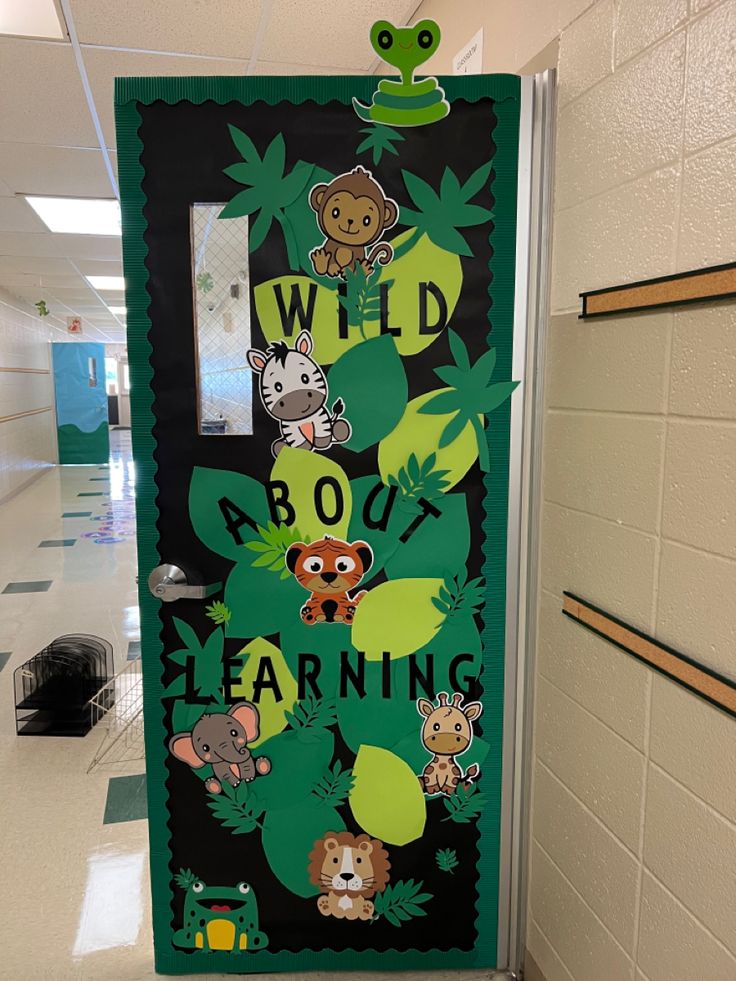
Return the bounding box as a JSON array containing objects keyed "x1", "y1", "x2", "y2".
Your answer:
[{"x1": 496, "y1": 69, "x2": 556, "y2": 977}]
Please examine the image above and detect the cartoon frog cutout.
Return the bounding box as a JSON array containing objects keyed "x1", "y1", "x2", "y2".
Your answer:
[
  {"x1": 353, "y1": 19, "x2": 450, "y2": 126},
  {"x1": 173, "y1": 878, "x2": 268, "y2": 953}
]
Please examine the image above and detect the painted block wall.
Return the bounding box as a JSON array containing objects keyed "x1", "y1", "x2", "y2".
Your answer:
[
  {"x1": 398, "y1": 1, "x2": 736, "y2": 978},
  {"x1": 0, "y1": 287, "x2": 58, "y2": 503}
]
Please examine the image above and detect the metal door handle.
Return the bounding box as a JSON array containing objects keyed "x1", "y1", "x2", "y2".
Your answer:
[{"x1": 147, "y1": 564, "x2": 222, "y2": 602}]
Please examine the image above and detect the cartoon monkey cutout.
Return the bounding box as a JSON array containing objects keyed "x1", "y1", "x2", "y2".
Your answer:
[{"x1": 309, "y1": 167, "x2": 398, "y2": 279}]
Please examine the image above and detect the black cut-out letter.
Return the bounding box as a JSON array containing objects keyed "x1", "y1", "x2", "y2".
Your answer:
[
  {"x1": 379, "y1": 282, "x2": 401, "y2": 336},
  {"x1": 298, "y1": 654, "x2": 322, "y2": 699},
  {"x1": 222, "y1": 656, "x2": 243, "y2": 703},
  {"x1": 218, "y1": 496, "x2": 259, "y2": 546},
  {"x1": 314, "y1": 476, "x2": 344, "y2": 525},
  {"x1": 340, "y1": 650, "x2": 366, "y2": 698},
  {"x1": 265, "y1": 480, "x2": 296, "y2": 526},
  {"x1": 251, "y1": 656, "x2": 282, "y2": 703},
  {"x1": 400, "y1": 495, "x2": 441, "y2": 543},
  {"x1": 419, "y1": 281, "x2": 448, "y2": 335},
  {"x1": 409, "y1": 654, "x2": 434, "y2": 700},
  {"x1": 449, "y1": 653, "x2": 476, "y2": 698},
  {"x1": 363, "y1": 481, "x2": 397, "y2": 532},
  {"x1": 183, "y1": 657, "x2": 209, "y2": 704},
  {"x1": 273, "y1": 282, "x2": 317, "y2": 337}
]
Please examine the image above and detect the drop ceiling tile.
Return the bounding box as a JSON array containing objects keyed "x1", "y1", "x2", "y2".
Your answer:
[
  {"x1": 71, "y1": 0, "x2": 260, "y2": 59},
  {"x1": 0, "y1": 231, "x2": 122, "y2": 261},
  {"x1": 252, "y1": 61, "x2": 363, "y2": 75},
  {"x1": 82, "y1": 47, "x2": 250, "y2": 148},
  {"x1": 0, "y1": 144, "x2": 114, "y2": 197},
  {"x1": 261, "y1": 0, "x2": 413, "y2": 69},
  {"x1": 0, "y1": 38, "x2": 99, "y2": 147},
  {"x1": 0, "y1": 196, "x2": 47, "y2": 232},
  {"x1": 77, "y1": 258, "x2": 124, "y2": 277},
  {"x1": 0, "y1": 255, "x2": 73, "y2": 275}
]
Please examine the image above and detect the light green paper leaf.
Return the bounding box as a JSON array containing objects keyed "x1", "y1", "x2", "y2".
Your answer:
[
  {"x1": 379, "y1": 389, "x2": 479, "y2": 492},
  {"x1": 350, "y1": 745, "x2": 426, "y2": 846},
  {"x1": 231, "y1": 637, "x2": 297, "y2": 748},
  {"x1": 270, "y1": 447, "x2": 351, "y2": 542},
  {"x1": 351, "y1": 578, "x2": 444, "y2": 661}
]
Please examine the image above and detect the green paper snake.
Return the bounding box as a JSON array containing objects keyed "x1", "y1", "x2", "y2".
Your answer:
[{"x1": 353, "y1": 20, "x2": 450, "y2": 127}]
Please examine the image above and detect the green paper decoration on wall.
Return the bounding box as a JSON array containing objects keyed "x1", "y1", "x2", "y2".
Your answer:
[{"x1": 354, "y1": 21, "x2": 450, "y2": 127}]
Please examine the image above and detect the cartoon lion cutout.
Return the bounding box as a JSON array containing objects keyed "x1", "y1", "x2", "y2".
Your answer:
[{"x1": 307, "y1": 831, "x2": 390, "y2": 921}]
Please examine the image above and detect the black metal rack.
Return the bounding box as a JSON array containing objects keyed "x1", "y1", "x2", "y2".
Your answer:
[{"x1": 14, "y1": 634, "x2": 115, "y2": 736}]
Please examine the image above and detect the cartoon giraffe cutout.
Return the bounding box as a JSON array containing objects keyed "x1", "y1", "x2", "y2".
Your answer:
[{"x1": 416, "y1": 692, "x2": 483, "y2": 796}]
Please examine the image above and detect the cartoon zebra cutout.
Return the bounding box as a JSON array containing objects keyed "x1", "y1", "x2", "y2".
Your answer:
[{"x1": 247, "y1": 330, "x2": 351, "y2": 458}]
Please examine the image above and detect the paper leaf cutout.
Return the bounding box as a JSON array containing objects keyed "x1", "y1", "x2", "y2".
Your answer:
[
  {"x1": 351, "y1": 578, "x2": 444, "y2": 660},
  {"x1": 350, "y1": 745, "x2": 426, "y2": 845},
  {"x1": 252, "y1": 728, "x2": 334, "y2": 812},
  {"x1": 189, "y1": 466, "x2": 269, "y2": 561},
  {"x1": 270, "y1": 447, "x2": 352, "y2": 542},
  {"x1": 262, "y1": 800, "x2": 345, "y2": 898},
  {"x1": 328, "y1": 335, "x2": 408, "y2": 452},
  {"x1": 378, "y1": 390, "x2": 479, "y2": 492},
  {"x1": 232, "y1": 637, "x2": 297, "y2": 747}
]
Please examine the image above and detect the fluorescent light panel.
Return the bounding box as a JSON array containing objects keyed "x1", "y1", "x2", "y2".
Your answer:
[
  {"x1": 0, "y1": 0, "x2": 64, "y2": 39},
  {"x1": 26, "y1": 197, "x2": 121, "y2": 236},
  {"x1": 86, "y1": 276, "x2": 126, "y2": 291}
]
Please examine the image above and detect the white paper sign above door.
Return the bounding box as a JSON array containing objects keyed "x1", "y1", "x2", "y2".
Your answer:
[{"x1": 453, "y1": 27, "x2": 484, "y2": 75}]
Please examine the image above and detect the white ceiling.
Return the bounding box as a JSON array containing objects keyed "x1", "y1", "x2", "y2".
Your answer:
[{"x1": 0, "y1": 0, "x2": 419, "y2": 344}]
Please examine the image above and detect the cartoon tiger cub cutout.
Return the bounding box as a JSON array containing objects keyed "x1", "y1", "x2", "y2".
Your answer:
[{"x1": 285, "y1": 536, "x2": 373, "y2": 625}]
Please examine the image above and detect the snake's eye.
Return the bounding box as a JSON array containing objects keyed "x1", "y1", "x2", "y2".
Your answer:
[
  {"x1": 377, "y1": 29, "x2": 393, "y2": 50},
  {"x1": 237, "y1": 882, "x2": 250, "y2": 895},
  {"x1": 417, "y1": 29, "x2": 434, "y2": 49},
  {"x1": 192, "y1": 881, "x2": 205, "y2": 893}
]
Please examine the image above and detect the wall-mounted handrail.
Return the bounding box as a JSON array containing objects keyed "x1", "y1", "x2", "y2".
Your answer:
[{"x1": 562, "y1": 592, "x2": 736, "y2": 719}]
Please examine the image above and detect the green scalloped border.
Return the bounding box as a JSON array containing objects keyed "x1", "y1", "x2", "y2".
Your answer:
[{"x1": 115, "y1": 73, "x2": 520, "y2": 976}]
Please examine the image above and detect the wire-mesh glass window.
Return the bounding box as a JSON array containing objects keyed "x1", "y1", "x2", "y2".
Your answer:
[{"x1": 191, "y1": 204, "x2": 253, "y2": 435}]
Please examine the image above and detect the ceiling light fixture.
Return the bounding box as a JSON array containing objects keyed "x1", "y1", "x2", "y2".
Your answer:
[
  {"x1": 86, "y1": 276, "x2": 126, "y2": 292},
  {"x1": 25, "y1": 197, "x2": 121, "y2": 236},
  {"x1": 0, "y1": 0, "x2": 64, "y2": 40}
]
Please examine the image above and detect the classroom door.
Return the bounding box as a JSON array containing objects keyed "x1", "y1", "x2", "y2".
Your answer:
[
  {"x1": 51, "y1": 342, "x2": 109, "y2": 463},
  {"x1": 118, "y1": 71, "x2": 530, "y2": 976}
]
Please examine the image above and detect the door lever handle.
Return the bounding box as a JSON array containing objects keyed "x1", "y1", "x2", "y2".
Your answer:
[{"x1": 147, "y1": 564, "x2": 222, "y2": 603}]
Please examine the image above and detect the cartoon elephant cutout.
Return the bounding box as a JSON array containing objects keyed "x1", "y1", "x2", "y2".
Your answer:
[{"x1": 169, "y1": 702, "x2": 271, "y2": 795}]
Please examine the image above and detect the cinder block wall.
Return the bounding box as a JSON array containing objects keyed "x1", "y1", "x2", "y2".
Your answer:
[
  {"x1": 386, "y1": 1, "x2": 736, "y2": 978},
  {"x1": 531, "y1": 1, "x2": 736, "y2": 979},
  {"x1": 0, "y1": 287, "x2": 57, "y2": 502}
]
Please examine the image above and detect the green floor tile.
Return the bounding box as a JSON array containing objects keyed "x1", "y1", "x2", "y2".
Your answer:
[
  {"x1": 39, "y1": 539, "x2": 76, "y2": 548},
  {"x1": 62, "y1": 511, "x2": 92, "y2": 518},
  {"x1": 0, "y1": 653, "x2": 10, "y2": 673},
  {"x1": 3, "y1": 581, "x2": 52, "y2": 594},
  {"x1": 103, "y1": 773, "x2": 148, "y2": 824}
]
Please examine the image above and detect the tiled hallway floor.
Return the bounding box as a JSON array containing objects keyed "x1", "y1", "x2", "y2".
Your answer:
[{"x1": 0, "y1": 431, "x2": 497, "y2": 981}]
